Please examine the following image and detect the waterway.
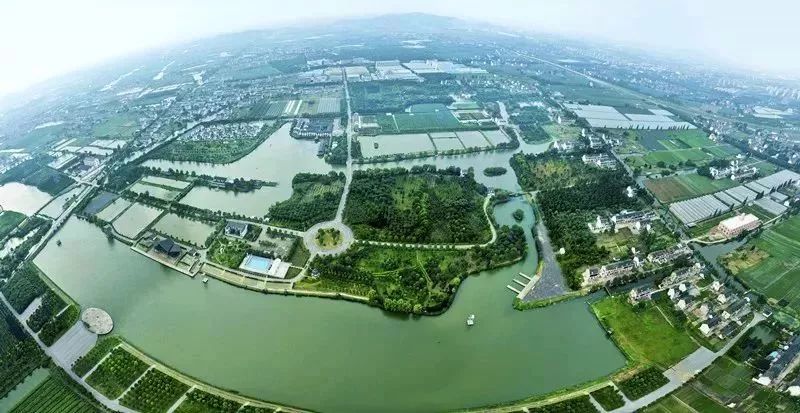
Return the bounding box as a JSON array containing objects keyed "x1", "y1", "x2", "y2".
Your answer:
[
  {"x1": 0, "y1": 182, "x2": 53, "y2": 215},
  {"x1": 34, "y1": 200, "x2": 625, "y2": 413}
]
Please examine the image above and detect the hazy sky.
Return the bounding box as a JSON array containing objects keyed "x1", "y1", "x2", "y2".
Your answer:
[{"x1": 2, "y1": 0, "x2": 798, "y2": 96}]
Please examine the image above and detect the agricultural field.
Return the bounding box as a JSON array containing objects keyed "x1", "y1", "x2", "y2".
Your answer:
[
  {"x1": 140, "y1": 176, "x2": 191, "y2": 190},
  {"x1": 643, "y1": 385, "x2": 730, "y2": 413},
  {"x1": 92, "y1": 113, "x2": 140, "y2": 139},
  {"x1": 344, "y1": 168, "x2": 491, "y2": 244},
  {"x1": 85, "y1": 347, "x2": 149, "y2": 399},
  {"x1": 9, "y1": 373, "x2": 104, "y2": 413},
  {"x1": 615, "y1": 367, "x2": 670, "y2": 401},
  {"x1": 0, "y1": 211, "x2": 26, "y2": 239},
  {"x1": 72, "y1": 336, "x2": 122, "y2": 377},
  {"x1": 268, "y1": 172, "x2": 345, "y2": 230},
  {"x1": 121, "y1": 368, "x2": 190, "y2": 413},
  {"x1": 95, "y1": 198, "x2": 132, "y2": 222},
  {"x1": 592, "y1": 296, "x2": 698, "y2": 368},
  {"x1": 456, "y1": 131, "x2": 493, "y2": 148},
  {"x1": 1, "y1": 264, "x2": 48, "y2": 313},
  {"x1": 645, "y1": 174, "x2": 739, "y2": 204},
  {"x1": 590, "y1": 385, "x2": 625, "y2": 411},
  {"x1": 152, "y1": 213, "x2": 216, "y2": 247},
  {"x1": 694, "y1": 356, "x2": 755, "y2": 405},
  {"x1": 0, "y1": 160, "x2": 74, "y2": 196},
  {"x1": 722, "y1": 215, "x2": 800, "y2": 314},
  {"x1": 111, "y1": 202, "x2": 163, "y2": 239},
  {"x1": 541, "y1": 123, "x2": 582, "y2": 141}
]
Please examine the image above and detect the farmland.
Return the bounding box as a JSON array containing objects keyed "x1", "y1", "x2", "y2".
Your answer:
[
  {"x1": 9, "y1": 373, "x2": 103, "y2": 413},
  {"x1": 643, "y1": 385, "x2": 729, "y2": 413},
  {"x1": 722, "y1": 215, "x2": 800, "y2": 314},
  {"x1": 72, "y1": 336, "x2": 122, "y2": 377},
  {"x1": 0, "y1": 211, "x2": 26, "y2": 239},
  {"x1": 645, "y1": 174, "x2": 739, "y2": 203},
  {"x1": 92, "y1": 113, "x2": 140, "y2": 139},
  {"x1": 174, "y1": 389, "x2": 241, "y2": 413},
  {"x1": 121, "y1": 368, "x2": 190, "y2": 413}
]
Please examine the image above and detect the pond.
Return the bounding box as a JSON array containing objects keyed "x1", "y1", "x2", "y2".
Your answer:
[
  {"x1": 0, "y1": 182, "x2": 53, "y2": 215},
  {"x1": 34, "y1": 197, "x2": 625, "y2": 413}
]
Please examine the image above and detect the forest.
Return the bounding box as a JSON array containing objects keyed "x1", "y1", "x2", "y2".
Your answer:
[
  {"x1": 306, "y1": 225, "x2": 526, "y2": 314},
  {"x1": 0, "y1": 302, "x2": 45, "y2": 399},
  {"x1": 511, "y1": 151, "x2": 622, "y2": 191},
  {"x1": 268, "y1": 172, "x2": 345, "y2": 230},
  {"x1": 344, "y1": 165, "x2": 491, "y2": 244}
]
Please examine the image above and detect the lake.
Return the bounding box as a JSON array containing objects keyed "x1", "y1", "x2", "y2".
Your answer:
[{"x1": 0, "y1": 182, "x2": 53, "y2": 215}]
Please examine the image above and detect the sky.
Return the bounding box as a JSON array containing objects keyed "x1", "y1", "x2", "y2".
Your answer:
[{"x1": 1, "y1": 0, "x2": 799, "y2": 96}]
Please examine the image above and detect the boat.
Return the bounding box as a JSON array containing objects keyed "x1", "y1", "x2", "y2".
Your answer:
[
  {"x1": 56, "y1": 240, "x2": 62, "y2": 246},
  {"x1": 466, "y1": 314, "x2": 475, "y2": 326},
  {"x1": 202, "y1": 277, "x2": 209, "y2": 284}
]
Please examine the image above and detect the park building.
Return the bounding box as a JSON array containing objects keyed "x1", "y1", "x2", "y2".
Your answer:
[{"x1": 715, "y1": 213, "x2": 760, "y2": 239}]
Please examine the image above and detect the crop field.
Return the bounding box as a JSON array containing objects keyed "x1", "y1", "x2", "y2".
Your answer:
[
  {"x1": 725, "y1": 215, "x2": 800, "y2": 314},
  {"x1": 642, "y1": 148, "x2": 713, "y2": 166},
  {"x1": 128, "y1": 182, "x2": 181, "y2": 201},
  {"x1": 152, "y1": 213, "x2": 216, "y2": 247},
  {"x1": 481, "y1": 129, "x2": 510, "y2": 145},
  {"x1": 92, "y1": 114, "x2": 139, "y2": 139},
  {"x1": 95, "y1": 198, "x2": 132, "y2": 222},
  {"x1": 358, "y1": 133, "x2": 435, "y2": 158},
  {"x1": 643, "y1": 385, "x2": 729, "y2": 413},
  {"x1": 393, "y1": 111, "x2": 463, "y2": 131},
  {"x1": 111, "y1": 202, "x2": 163, "y2": 239},
  {"x1": 9, "y1": 375, "x2": 102, "y2": 413},
  {"x1": 645, "y1": 174, "x2": 738, "y2": 203},
  {"x1": 695, "y1": 356, "x2": 755, "y2": 404},
  {"x1": 86, "y1": 347, "x2": 149, "y2": 399},
  {"x1": 140, "y1": 176, "x2": 191, "y2": 190},
  {"x1": 593, "y1": 296, "x2": 698, "y2": 368}
]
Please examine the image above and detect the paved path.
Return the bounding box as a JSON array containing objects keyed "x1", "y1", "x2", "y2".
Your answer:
[
  {"x1": 523, "y1": 193, "x2": 568, "y2": 301},
  {"x1": 611, "y1": 313, "x2": 764, "y2": 412}
]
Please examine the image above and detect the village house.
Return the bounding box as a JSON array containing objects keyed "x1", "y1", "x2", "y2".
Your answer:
[
  {"x1": 647, "y1": 244, "x2": 692, "y2": 265},
  {"x1": 225, "y1": 221, "x2": 249, "y2": 238},
  {"x1": 611, "y1": 210, "x2": 658, "y2": 233}
]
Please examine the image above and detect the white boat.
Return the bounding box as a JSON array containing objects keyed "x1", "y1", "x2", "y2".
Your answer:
[
  {"x1": 202, "y1": 277, "x2": 209, "y2": 284},
  {"x1": 466, "y1": 314, "x2": 475, "y2": 326}
]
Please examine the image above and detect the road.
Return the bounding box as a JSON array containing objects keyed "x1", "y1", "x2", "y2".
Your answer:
[{"x1": 335, "y1": 67, "x2": 355, "y2": 223}]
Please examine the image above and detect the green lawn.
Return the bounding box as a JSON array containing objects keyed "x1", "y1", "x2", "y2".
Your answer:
[
  {"x1": 593, "y1": 296, "x2": 698, "y2": 368},
  {"x1": 725, "y1": 215, "x2": 800, "y2": 315}
]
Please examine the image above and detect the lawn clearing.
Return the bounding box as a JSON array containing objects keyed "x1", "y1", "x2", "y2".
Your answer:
[{"x1": 593, "y1": 295, "x2": 698, "y2": 368}]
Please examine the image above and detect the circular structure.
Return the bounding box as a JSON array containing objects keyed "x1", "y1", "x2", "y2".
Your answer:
[
  {"x1": 303, "y1": 221, "x2": 354, "y2": 256},
  {"x1": 81, "y1": 308, "x2": 114, "y2": 335}
]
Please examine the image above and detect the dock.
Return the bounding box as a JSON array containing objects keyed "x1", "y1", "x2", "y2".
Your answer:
[
  {"x1": 518, "y1": 273, "x2": 532, "y2": 281},
  {"x1": 513, "y1": 279, "x2": 527, "y2": 287},
  {"x1": 506, "y1": 285, "x2": 522, "y2": 294}
]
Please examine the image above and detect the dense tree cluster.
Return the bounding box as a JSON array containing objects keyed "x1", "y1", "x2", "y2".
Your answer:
[
  {"x1": 1, "y1": 264, "x2": 48, "y2": 313},
  {"x1": 0, "y1": 303, "x2": 46, "y2": 399},
  {"x1": 309, "y1": 225, "x2": 525, "y2": 314},
  {"x1": 528, "y1": 395, "x2": 598, "y2": 413},
  {"x1": 344, "y1": 166, "x2": 490, "y2": 244},
  {"x1": 615, "y1": 367, "x2": 669, "y2": 400},
  {"x1": 268, "y1": 172, "x2": 345, "y2": 230},
  {"x1": 483, "y1": 166, "x2": 508, "y2": 177},
  {"x1": 175, "y1": 389, "x2": 242, "y2": 413},
  {"x1": 511, "y1": 151, "x2": 623, "y2": 191},
  {"x1": 590, "y1": 386, "x2": 625, "y2": 410},
  {"x1": 0, "y1": 157, "x2": 74, "y2": 196}
]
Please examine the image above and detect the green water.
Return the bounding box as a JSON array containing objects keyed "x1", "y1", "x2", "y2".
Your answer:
[
  {"x1": 34, "y1": 198, "x2": 625, "y2": 413},
  {"x1": 0, "y1": 368, "x2": 49, "y2": 411}
]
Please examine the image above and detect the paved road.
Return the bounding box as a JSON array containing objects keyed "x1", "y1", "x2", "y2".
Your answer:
[
  {"x1": 303, "y1": 220, "x2": 355, "y2": 256},
  {"x1": 611, "y1": 313, "x2": 765, "y2": 412},
  {"x1": 335, "y1": 67, "x2": 355, "y2": 223}
]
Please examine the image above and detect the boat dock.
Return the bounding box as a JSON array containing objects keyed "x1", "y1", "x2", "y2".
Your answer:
[
  {"x1": 506, "y1": 284, "x2": 521, "y2": 294},
  {"x1": 506, "y1": 272, "x2": 540, "y2": 300}
]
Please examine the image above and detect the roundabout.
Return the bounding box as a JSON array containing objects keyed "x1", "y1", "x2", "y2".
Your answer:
[{"x1": 303, "y1": 221, "x2": 354, "y2": 256}]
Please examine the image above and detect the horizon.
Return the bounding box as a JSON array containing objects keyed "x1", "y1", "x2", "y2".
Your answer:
[{"x1": 2, "y1": 1, "x2": 800, "y2": 99}]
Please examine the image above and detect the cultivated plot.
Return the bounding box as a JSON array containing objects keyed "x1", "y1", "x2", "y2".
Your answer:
[{"x1": 358, "y1": 134, "x2": 435, "y2": 158}]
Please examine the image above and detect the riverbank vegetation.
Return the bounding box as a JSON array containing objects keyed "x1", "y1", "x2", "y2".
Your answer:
[
  {"x1": 344, "y1": 166, "x2": 491, "y2": 244},
  {"x1": 1, "y1": 264, "x2": 48, "y2": 313},
  {"x1": 589, "y1": 385, "x2": 625, "y2": 410},
  {"x1": 303, "y1": 225, "x2": 525, "y2": 314},
  {"x1": 0, "y1": 303, "x2": 46, "y2": 399},
  {"x1": 592, "y1": 296, "x2": 697, "y2": 368},
  {"x1": 0, "y1": 211, "x2": 26, "y2": 240},
  {"x1": 268, "y1": 172, "x2": 345, "y2": 230},
  {"x1": 121, "y1": 368, "x2": 190, "y2": 413},
  {"x1": 175, "y1": 389, "x2": 242, "y2": 413},
  {"x1": 528, "y1": 395, "x2": 598, "y2": 413},
  {"x1": 85, "y1": 347, "x2": 149, "y2": 399}
]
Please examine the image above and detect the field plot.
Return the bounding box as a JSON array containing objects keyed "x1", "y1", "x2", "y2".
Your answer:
[
  {"x1": 140, "y1": 176, "x2": 190, "y2": 190},
  {"x1": 152, "y1": 213, "x2": 216, "y2": 247},
  {"x1": 393, "y1": 111, "x2": 463, "y2": 132},
  {"x1": 643, "y1": 385, "x2": 729, "y2": 413},
  {"x1": 695, "y1": 356, "x2": 755, "y2": 404},
  {"x1": 178, "y1": 186, "x2": 276, "y2": 218},
  {"x1": 9, "y1": 374, "x2": 103, "y2": 413},
  {"x1": 645, "y1": 174, "x2": 738, "y2": 204},
  {"x1": 86, "y1": 347, "x2": 149, "y2": 399},
  {"x1": 456, "y1": 131, "x2": 492, "y2": 148},
  {"x1": 95, "y1": 198, "x2": 132, "y2": 222},
  {"x1": 431, "y1": 137, "x2": 464, "y2": 151},
  {"x1": 593, "y1": 296, "x2": 698, "y2": 368},
  {"x1": 358, "y1": 134, "x2": 435, "y2": 158},
  {"x1": 92, "y1": 114, "x2": 139, "y2": 139},
  {"x1": 481, "y1": 129, "x2": 510, "y2": 146},
  {"x1": 128, "y1": 182, "x2": 181, "y2": 201},
  {"x1": 725, "y1": 215, "x2": 800, "y2": 314},
  {"x1": 112, "y1": 202, "x2": 163, "y2": 239},
  {"x1": 541, "y1": 123, "x2": 581, "y2": 141},
  {"x1": 120, "y1": 368, "x2": 189, "y2": 413}
]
